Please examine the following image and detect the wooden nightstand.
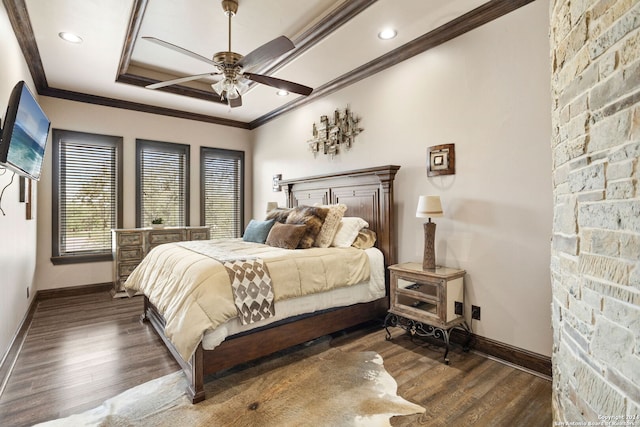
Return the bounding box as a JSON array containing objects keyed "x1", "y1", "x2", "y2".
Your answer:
[{"x1": 384, "y1": 262, "x2": 471, "y2": 364}]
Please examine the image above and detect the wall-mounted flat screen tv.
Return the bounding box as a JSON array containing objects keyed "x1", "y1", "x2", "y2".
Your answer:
[{"x1": 0, "y1": 81, "x2": 51, "y2": 181}]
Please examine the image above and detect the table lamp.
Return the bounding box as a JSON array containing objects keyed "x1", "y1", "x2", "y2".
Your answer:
[
  {"x1": 416, "y1": 195, "x2": 443, "y2": 270},
  {"x1": 266, "y1": 201, "x2": 278, "y2": 214}
]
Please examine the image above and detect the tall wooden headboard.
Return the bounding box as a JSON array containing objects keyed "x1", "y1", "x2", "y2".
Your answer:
[{"x1": 279, "y1": 165, "x2": 401, "y2": 270}]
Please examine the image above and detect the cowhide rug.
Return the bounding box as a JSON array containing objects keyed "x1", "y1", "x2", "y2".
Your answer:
[{"x1": 36, "y1": 341, "x2": 424, "y2": 426}]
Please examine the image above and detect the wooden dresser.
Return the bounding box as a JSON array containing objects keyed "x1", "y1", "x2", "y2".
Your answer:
[{"x1": 111, "y1": 226, "x2": 210, "y2": 296}]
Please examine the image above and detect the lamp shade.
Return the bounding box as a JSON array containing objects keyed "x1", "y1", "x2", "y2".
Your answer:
[
  {"x1": 266, "y1": 201, "x2": 278, "y2": 213},
  {"x1": 416, "y1": 195, "x2": 443, "y2": 218}
]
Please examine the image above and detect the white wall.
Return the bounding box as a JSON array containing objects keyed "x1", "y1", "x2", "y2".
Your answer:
[
  {"x1": 34, "y1": 98, "x2": 252, "y2": 290},
  {"x1": 0, "y1": 6, "x2": 39, "y2": 363},
  {"x1": 252, "y1": 1, "x2": 553, "y2": 355}
]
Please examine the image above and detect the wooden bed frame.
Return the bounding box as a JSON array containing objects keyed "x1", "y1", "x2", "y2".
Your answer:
[{"x1": 142, "y1": 165, "x2": 400, "y2": 403}]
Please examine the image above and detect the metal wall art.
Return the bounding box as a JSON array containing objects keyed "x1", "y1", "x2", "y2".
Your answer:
[
  {"x1": 308, "y1": 106, "x2": 363, "y2": 158},
  {"x1": 427, "y1": 143, "x2": 455, "y2": 177}
]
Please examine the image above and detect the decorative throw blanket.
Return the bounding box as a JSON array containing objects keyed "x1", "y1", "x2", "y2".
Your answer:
[
  {"x1": 124, "y1": 239, "x2": 370, "y2": 361},
  {"x1": 224, "y1": 259, "x2": 275, "y2": 325},
  {"x1": 176, "y1": 241, "x2": 275, "y2": 325}
]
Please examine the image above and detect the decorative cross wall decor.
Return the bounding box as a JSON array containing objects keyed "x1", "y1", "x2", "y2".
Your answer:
[{"x1": 308, "y1": 106, "x2": 363, "y2": 158}]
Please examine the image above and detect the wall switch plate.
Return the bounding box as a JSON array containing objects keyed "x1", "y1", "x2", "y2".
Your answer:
[
  {"x1": 454, "y1": 301, "x2": 463, "y2": 315},
  {"x1": 472, "y1": 305, "x2": 481, "y2": 320}
]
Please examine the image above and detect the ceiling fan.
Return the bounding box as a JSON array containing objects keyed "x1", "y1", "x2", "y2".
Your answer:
[{"x1": 143, "y1": 0, "x2": 313, "y2": 108}]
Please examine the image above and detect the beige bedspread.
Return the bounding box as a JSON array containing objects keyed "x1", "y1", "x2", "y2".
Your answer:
[{"x1": 124, "y1": 238, "x2": 370, "y2": 360}]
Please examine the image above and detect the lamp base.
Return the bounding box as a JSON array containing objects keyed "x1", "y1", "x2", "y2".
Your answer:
[{"x1": 423, "y1": 221, "x2": 436, "y2": 270}]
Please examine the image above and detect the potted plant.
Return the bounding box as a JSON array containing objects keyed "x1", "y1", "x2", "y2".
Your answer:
[{"x1": 151, "y1": 217, "x2": 164, "y2": 229}]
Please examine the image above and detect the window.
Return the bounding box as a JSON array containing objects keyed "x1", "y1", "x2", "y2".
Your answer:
[
  {"x1": 136, "y1": 139, "x2": 190, "y2": 227},
  {"x1": 201, "y1": 147, "x2": 244, "y2": 238},
  {"x1": 52, "y1": 130, "x2": 122, "y2": 264}
]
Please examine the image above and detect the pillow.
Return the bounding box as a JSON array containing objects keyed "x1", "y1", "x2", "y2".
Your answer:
[
  {"x1": 242, "y1": 219, "x2": 275, "y2": 243},
  {"x1": 331, "y1": 217, "x2": 369, "y2": 248},
  {"x1": 265, "y1": 222, "x2": 307, "y2": 249},
  {"x1": 313, "y1": 204, "x2": 347, "y2": 248},
  {"x1": 351, "y1": 228, "x2": 377, "y2": 249},
  {"x1": 285, "y1": 206, "x2": 329, "y2": 249},
  {"x1": 266, "y1": 207, "x2": 293, "y2": 223}
]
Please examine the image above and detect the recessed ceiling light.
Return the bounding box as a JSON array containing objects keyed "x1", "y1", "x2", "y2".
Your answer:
[
  {"x1": 378, "y1": 28, "x2": 397, "y2": 40},
  {"x1": 58, "y1": 32, "x2": 83, "y2": 44},
  {"x1": 276, "y1": 90, "x2": 289, "y2": 96}
]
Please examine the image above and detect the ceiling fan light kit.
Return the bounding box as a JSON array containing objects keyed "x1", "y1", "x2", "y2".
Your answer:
[{"x1": 143, "y1": 0, "x2": 312, "y2": 108}]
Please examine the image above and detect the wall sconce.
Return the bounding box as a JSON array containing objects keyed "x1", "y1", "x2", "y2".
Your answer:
[{"x1": 272, "y1": 174, "x2": 282, "y2": 192}]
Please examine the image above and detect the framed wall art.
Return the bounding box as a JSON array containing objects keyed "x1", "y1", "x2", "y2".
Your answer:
[{"x1": 427, "y1": 143, "x2": 455, "y2": 177}]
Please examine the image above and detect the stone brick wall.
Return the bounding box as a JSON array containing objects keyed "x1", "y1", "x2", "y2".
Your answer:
[{"x1": 550, "y1": 0, "x2": 640, "y2": 422}]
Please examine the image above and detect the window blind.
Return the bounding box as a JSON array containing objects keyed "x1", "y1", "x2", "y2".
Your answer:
[
  {"x1": 57, "y1": 140, "x2": 118, "y2": 256},
  {"x1": 201, "y1": 148, "x2": 244, "y2": 239},
  {"x1": 137, "y1": 140, "x2": 189, "y2": 227}
]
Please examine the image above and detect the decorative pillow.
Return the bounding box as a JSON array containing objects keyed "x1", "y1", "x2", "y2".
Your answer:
[
  {"x1": 242, "y1": 219, "x2": 275, "y2": 243},
  {"x1": 285, "y1": 206, "x2": 329, "y2": 249},
  {"x1": 265, "y1": 222, "x2": 307, "y2": 249},
  {"x1": 331, "y1": 217, "x2": 369, "y2": 248},
  {"x1": 351, "y1": 228, "x2": 377, "y2": 249},
  {"x1": 266, "y1": 207, "x2": 293, "y2": 223},
  {"x1": 314, "y1": 204, "x2": 347, "y2": 248}
]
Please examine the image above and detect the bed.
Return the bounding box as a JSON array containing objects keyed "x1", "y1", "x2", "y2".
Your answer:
[{"x1": 130, "y1": 165, "x2": 400, "y2": 403}]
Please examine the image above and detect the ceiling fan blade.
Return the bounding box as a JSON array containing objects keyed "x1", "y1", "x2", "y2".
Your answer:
[
  {"x1": 236, "y1": 36, "x2": 295, "y2": 70},
  {"x1": 142, "y1": 36, "x2": 219, "y2": 67},
  {"x1": 243, "y1": 73, "x2": 313, "y2": 96},
  {"x1": 146, "y1": 73, "x2": 219, "y2": 89}
]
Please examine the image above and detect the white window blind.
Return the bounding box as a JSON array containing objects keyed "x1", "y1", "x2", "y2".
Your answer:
[
  {"x1": 137, "y1": 140, "x2": 189, "y2": 227},
  {"x1": 53, "y1": 131, "x2": 121, "y2": 260},
  {"x1": 201, "y1": 148, "x2": 244, "y2": 238}
]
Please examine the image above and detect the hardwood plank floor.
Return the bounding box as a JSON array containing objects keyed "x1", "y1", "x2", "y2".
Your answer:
[{"x1": 0, "y1": 291, "x2": 552, "y2": 426}]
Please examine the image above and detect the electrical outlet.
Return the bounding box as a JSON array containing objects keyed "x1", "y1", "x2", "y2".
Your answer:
[
  {"x1": 454, "y1": 301, "x2": 463, "y2": 316},
  {"x1": 471, "y1": 305, "x2": 481, "y2": 320}
]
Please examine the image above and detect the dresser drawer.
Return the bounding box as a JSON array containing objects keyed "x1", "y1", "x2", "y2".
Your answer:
[
  {"x1": 148, "y1": 230, "x2": 185, "y2": 245},
  {"x1": 118, "y1": 262, "x2": 140, "y2": 277},
  {"x1": 118, "y1": 247, "x2": 143, "y2": 262},
  {"x1": 188, "y1": 229, "x2": 210, "y2": 240},
  {"x1": 117, "y1": 232, "x2": 142, "y2": 246}
]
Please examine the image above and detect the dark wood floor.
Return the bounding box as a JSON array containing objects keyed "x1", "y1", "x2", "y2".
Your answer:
[{"x1": 0, "y1": 291, "x2": 552, "y2": 426}]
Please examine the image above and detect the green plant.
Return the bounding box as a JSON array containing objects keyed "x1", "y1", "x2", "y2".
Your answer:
[{"x1": 151, "y1": 217, "x2": 163, "y2": 225}]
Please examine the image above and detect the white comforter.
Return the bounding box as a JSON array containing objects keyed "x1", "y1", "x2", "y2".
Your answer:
[{"x1": 125, "y1": 239, "x2": 371, "y2": 360}]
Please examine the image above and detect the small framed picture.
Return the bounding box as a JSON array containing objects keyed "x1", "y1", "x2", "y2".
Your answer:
[{"x1": 427, "y1": 144, "x2": 455, "y2": 177}]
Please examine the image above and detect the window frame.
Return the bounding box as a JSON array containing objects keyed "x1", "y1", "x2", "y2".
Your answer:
[
  {"x1": 200, "y1": 147, "x2": 245, "y2": 238},
  {"x1": 135, "y1": 139, "x2": 190, "y2": 228},
  {"x1": 51, "y1": 129, "x2": 123, "y2": 265}
]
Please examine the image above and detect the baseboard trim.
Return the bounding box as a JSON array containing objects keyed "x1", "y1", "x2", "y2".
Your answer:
[
  {"x1": 450, "y1": 329, "x2": 552, "y2": 377},
  {"x1": 0, "y1": 295, "x2": 38, "y2": 398},
  {"x1": 37, "y1": 282, "x2": 113, "y2": 300}
]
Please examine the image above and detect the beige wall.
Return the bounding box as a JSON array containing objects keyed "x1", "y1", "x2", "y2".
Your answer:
[
  {"x1": 34, "y1": 98, "x2": 253, "y2": 290},
  {"x1": 0, "y1": 6, "x2": 39, "y2": 362},
  {"x1": 252, "y1": 1, "x2": 553, "y2": 355}
]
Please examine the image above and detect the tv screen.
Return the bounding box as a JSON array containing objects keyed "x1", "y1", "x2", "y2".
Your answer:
[{"x1": 0, "y1": 81, "x2": 51, "y2": 181}]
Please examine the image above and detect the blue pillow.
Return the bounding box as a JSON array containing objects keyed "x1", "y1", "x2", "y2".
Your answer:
[{"x1": 242, "y1": 219, "x2": 276, "y2": 243}]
